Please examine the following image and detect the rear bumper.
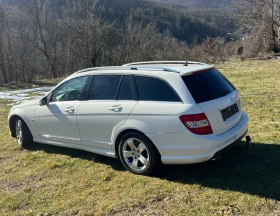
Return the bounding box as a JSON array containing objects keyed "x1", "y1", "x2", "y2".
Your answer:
[
  {"x1": 211, "y1": 129, "x2": 247, "y2": 159},
  {"x1": 147, "y1": 112, "x2": 249, "y2": 165}
]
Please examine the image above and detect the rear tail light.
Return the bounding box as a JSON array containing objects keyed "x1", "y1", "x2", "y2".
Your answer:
[{"x1": 179, "y1": 113, "x2": 213, "y2": 135}]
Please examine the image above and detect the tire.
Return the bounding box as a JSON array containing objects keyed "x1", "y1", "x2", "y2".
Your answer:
[
  {"x1": 118, "y1": 132, "x2": 160, "y2": 175},
  {"x1": 15, "y1": 118, "x2": 33, "y2": 149}
]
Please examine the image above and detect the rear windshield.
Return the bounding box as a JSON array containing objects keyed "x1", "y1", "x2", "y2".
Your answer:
[{"x1": 182, "y1": 69, "x2": 235, "y2": 104}]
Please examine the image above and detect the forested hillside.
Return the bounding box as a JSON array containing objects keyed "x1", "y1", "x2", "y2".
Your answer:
[
  {"x1": 149, "y1": 0, "x2": 237, "y2": 36},
  {"x1": 2, "y1": 0, "x2": 272, "y2": 84},
  {"x1": 93, "y1": 0, "x2": 225, "y2": 42},
  {"x1": 149, "y1": 0, "x2": 234, "y2": 9},
  {"x1": 1, "y1": 0, "x2": 235, "y2": 43},
  {"x1": 0, "y1": 0, "x2": 242, "y2": 84}
]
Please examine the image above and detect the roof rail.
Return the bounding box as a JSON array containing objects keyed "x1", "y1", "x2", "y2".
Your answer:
[
  {"x1": 129, "y1": 66, "x2": 179, "y2": 73},
  {"x1": 123, "y1": 61, "x2": 206, "y2": 66},
  {"x1": 73, "y1": 66, "x2": 179, "y2": 74},
  {"x1": 73, "y1": 66, "x2": 128, "y2": 74},
  {"x1": 74, "y1": 67, "x2": 97, "y2": 74}
]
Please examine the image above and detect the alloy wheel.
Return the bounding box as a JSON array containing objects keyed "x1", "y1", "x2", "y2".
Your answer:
[
  {"x1": 122, "y1": 138, "x2": 150, "y2": 172},
  {"x1": 15, "y1": 119, "x2": 23, "y2": 145}
]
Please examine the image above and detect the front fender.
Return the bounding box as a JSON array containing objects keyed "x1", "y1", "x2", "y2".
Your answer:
[{"x1": 8, "y1": 106, "x2": 39, "y2": 138}]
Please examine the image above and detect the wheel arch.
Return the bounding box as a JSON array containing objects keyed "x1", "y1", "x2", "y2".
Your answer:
[
  {"x1": 9, "y1": 114, "x2": 32, "y2": 138},
  {"x1": 113, "y1": 129, "x2": 161, "y2": 159}
]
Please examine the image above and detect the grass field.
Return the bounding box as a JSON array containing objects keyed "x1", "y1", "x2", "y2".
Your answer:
[{"x1": 0, "y1": 60, "x2": 280, "y2": 215}]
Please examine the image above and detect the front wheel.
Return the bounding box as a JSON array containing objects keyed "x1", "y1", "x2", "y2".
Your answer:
[
  {"x1": 118, "y1": 132, "x2": 160, "y2": 175},
  {"x1": 15, "y1": 118, "x2": 33, "y2": 149}
]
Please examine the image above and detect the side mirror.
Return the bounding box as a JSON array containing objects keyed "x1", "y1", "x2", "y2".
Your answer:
[{"x1": 40, "y1": 96, "x2": 49, "y2": 106}]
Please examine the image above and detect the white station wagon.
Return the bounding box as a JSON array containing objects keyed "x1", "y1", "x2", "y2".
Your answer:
[{"x1": 8, "y1": 61, "x2": 249, "y2": 175}]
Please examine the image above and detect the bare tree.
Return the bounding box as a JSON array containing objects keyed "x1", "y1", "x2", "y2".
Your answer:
[
  {"x1": 236, "y1": 0, "x2": 280, "y2": 51},
  {"x1": 24, "y1": 0, "x2": 60, "y2": 78},
  {"x1": 120, "y1": 14, "x2": 159, "y2": 64},
  {"x1": 0, "y1": 5, "x2": 10, "y2": 83},
  {"x1": 61, "y1": 0, "x2": 119, "y2": 72},
  {"x1": 154, "y1": 30, "x2": 190, "y2": 61}
]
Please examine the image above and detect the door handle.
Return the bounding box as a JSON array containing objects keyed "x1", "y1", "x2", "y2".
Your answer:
[
  {"x1": 65, "y1": 107, "x2": 75, "y2": 112},
  {"x1": 108, "y1": 105, "x2": 123, "y2": 112}
]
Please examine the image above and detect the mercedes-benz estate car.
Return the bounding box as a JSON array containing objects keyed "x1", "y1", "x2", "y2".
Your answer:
[{"x1": 8, "y1": 61, "x2": 249, "y2": 175}]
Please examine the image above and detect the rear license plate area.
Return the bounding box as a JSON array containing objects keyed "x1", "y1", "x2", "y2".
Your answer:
[{"x1": 221, "y1": 103, "x2": 239, "y2": 121}]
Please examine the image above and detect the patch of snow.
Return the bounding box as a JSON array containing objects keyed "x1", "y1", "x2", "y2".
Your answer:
[
  {"x1": 0, "y1": 86, "x2": 53, "y2": 105},
  {"x1": 16, "y1": 93, "x2": 29, "y2": 97}
]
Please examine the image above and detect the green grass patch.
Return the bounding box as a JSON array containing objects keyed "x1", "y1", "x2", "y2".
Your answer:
[{"x1": 0, "y1": 60, "x2": 280, "y2": 215}]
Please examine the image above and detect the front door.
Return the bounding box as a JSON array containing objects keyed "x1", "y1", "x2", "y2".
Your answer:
[{"x1": 35, "y1": 76, "x2": 89, "y2": 145}]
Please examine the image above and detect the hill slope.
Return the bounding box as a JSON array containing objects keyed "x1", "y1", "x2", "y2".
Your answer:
[
  {"x1": 94, "y1": 0, "x2": 229, "y2": 42},
  {"x1": 0, "y1": 0, "x2": 236, "y2": 43},
  {"x1": 149, "y1": 0, "x2": 237, "y2": 37}
]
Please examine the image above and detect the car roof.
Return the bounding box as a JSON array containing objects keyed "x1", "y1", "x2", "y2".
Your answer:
[{"x1": 72, "y1": 61, "x2": 214, "y2": 77}]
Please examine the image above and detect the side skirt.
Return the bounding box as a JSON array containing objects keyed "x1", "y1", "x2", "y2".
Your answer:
[{"x1": 33, "y1": 137, "x2": 117, "y2": 158}]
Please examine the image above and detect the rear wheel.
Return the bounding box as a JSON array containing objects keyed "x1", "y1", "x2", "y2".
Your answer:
[
  {"x1": 15, "y1": 118, "x2": 33, "y2": 149},
  {"x1": 118, "y1": 132, "x2": 160, "y2": 175}
]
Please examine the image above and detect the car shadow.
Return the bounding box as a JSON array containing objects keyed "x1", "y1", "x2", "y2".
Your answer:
[
  {"x1": 27, "y1": 143, "x2": 125, "y2": 171},
  {"x1": 155, "y1": 141, "x2": 280, "y2": 201},
  {"x1": 28, "y1": 141, "x2": 280, "y2": 200}
]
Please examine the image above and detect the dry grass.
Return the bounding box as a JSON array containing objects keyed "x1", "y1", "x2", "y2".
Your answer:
[
  {"x1": 0, "y1": 78, "x2": 63, "y2": 91},
  {"x1": 0, "y1": 59, "x2": 280, "y2": 215}
]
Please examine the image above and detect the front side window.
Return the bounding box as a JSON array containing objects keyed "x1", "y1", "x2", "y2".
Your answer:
[
  {"x1": 89, "y1": 75, "x2": 121, "y2": 100},
  {"x1": 51, "y1": 76, "x2": 89, "y2": 102},
  {"x1": 135, "y1": 76, "x2": 180, "y2": 102}
]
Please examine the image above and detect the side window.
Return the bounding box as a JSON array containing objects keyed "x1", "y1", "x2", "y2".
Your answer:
[
  {"x1": 135, "y1": 76, "x2": 180, "y2": 102},
  {"x1": 51, "y1": 76, "x2": 89, "y2": 102},
  {"x1": 117, "y1": 76, "x2": 135, "y2": 100},
  {"x1": 89, "y1": 75, "x2": 121, "y2": 100}
]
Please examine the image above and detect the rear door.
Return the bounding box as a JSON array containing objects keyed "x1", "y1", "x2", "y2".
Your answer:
[
  {"x1": 182, "y1": 69, "x2": 242, "y2": 135},
  {"x1": 77, "y1": 75, "x2": 137, "y2": 149}
]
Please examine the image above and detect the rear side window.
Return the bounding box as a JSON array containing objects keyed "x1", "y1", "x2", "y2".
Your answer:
[
  {"x1": 135, "y1": 76, "x2": 180, "y2": 102},
  {"x1": 182, "y1": 69, "x2": 235, "y2": 104},
  {"x1": 117, "y1": 76, "x2": 135, "y2": 100},
  {"x1": 89, "y1": 75, "x2": 121, "y2": 100}
]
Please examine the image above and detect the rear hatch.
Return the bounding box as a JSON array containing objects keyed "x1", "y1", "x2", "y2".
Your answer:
[{"x1": 182, "y1": 69, "x2": 242, "y2": 135}]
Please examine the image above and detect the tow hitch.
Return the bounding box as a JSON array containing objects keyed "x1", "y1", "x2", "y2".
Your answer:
[
  {"x1": 234, "y1": 135, "x2": 251, "y2": 150},
  {"x1": 210, "y1": 135, "x2": 251, "y2": 162}
]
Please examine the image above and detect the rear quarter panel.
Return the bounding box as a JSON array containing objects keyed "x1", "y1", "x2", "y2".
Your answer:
[{"x1": 112, "y1": 102, "x2": 204, "y2": 150}]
